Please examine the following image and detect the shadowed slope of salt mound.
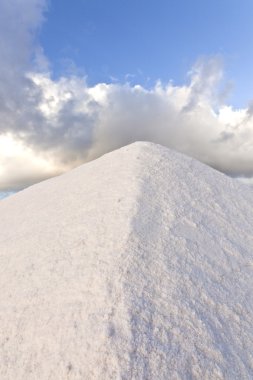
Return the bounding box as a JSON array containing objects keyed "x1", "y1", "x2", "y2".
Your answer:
[{"x1": 0, "y1": 142, "x2": 253, "y2": 379}]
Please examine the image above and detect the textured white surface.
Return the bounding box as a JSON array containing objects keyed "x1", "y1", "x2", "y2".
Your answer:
[{"x1": 0, "y1": 142, "x2": 253, "y2": 379}]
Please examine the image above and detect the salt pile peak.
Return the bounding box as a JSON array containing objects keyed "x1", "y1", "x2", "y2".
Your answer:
[{"x1": 0, "y1": 142, "x2": 253, "y2": 379}]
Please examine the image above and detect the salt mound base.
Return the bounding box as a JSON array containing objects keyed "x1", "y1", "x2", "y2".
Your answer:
[{"x1": 0, "y1": 142, "x2": 253, "y2": 379}]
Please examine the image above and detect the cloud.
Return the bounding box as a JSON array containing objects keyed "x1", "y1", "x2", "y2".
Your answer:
[
  {"x1": 0, "y1": 0, "x2": 46, "y2": 117},
  {"x1": 0, "y1": 0, "x2": 253, "y2": 191},
  {"x1": 0, "y1": 134, "x2": 61, "y2": 191}
]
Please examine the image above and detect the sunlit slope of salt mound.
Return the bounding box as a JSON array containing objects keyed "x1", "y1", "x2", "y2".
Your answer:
[{"x1": 1, "y1": 142, "x2": 253, "y2": 379}]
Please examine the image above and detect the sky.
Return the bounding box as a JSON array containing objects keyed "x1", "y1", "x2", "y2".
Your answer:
[
  {"x1": 0, "y1": 0, "x2": 253, "y2": 196},
  {"x1": 41, "y1": 0, "x2": 253, "y2": 106}
]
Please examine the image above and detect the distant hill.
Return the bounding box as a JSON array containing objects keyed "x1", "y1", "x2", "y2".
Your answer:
[{"x1": 0, "y1": 142, "x2": 253, "y2": 379}]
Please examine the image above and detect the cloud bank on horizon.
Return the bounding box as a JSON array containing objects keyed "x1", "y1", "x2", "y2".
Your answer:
[{"x1": 0, "y1": 0, "x2": 253, "y2": 191}]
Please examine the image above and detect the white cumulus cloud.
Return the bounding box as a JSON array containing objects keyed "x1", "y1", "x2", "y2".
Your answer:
[{"x1": 0, "y1": 0, "x2": 253, "y2": 191}]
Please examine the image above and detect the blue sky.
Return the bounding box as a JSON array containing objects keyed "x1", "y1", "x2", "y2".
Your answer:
[
  {"x1": 0, "y1": 0, "x2": 253, "y2": 196},
  {"x1": 40, "y1": 0, "x2": 253, "y2": 106}
]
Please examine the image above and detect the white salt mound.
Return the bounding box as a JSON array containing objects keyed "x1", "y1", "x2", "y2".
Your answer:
[{"x1": 0, "y1": 142, "x2": 253, "y2": 379}]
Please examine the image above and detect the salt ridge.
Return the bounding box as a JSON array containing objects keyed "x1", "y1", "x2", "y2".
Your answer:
[{"x1": 0, "y1": 142, "x2": 253, "y2": 379}]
